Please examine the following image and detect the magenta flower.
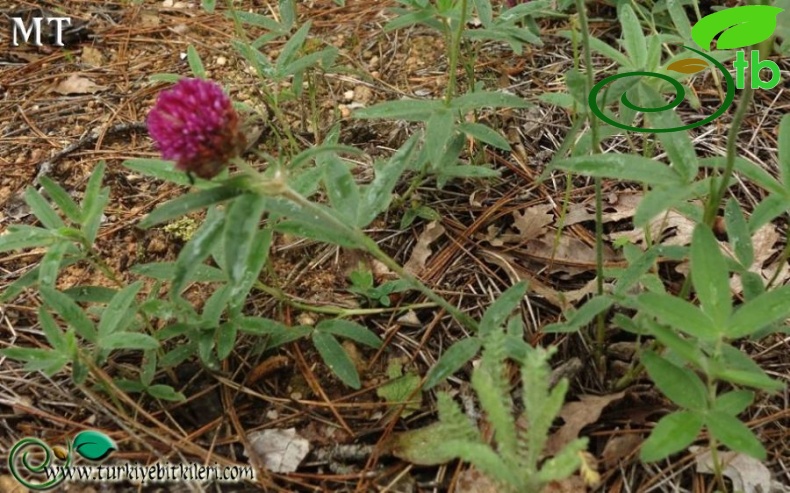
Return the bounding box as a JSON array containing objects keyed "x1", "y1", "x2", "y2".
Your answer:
[{"x1": 147, "y1": 78, "x2": 246, "y2": 180}]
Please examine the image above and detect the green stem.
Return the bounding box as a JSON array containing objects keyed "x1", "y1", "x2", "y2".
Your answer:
[
  {"x1": 445, "y1": 0, "x2": 469, "y2": 105},
  {"x1": 254, "y1": 280, "x2": 437, "y2": 317},
  {"x1": 703, "y1": 86, "x2": 755, "y2": 226},
  {"x1": 574, "y1": 0, "x2": 607, "y2": 367}
]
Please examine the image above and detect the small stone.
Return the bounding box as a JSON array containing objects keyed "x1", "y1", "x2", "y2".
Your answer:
[
  {"x1": 354, "y1": 85, "x2": 373, "y2": 104},
  {"x1": 343, "y1": 90, "x2": 355, "y2": 101},
  {"x1": 339, "y1": 104, "x2": 351, "y2": 118},
  {"x1": 216, "y1": 56, "x2": 227, "y2": 66}
]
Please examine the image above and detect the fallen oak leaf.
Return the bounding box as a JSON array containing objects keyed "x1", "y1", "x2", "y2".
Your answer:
[
  {"x1": 52, "y1": 74, "x2": 106, "y2": 95},
  {"x1": 404, "y1": 221, "x2": 445, "y2": 276},
  {"x1": 544, "y1": 391, "x2": 626, "y2": 456}
]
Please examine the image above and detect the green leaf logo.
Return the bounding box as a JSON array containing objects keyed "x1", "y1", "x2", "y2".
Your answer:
[
  {"x1": 72, "y1": 431, "x2": 117, "y2": 461},
  {"x1": 692, "y1": 5, "x2": 784, "y2": 51}
]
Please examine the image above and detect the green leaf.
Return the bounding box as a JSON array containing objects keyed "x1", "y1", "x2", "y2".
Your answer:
[
  {"x1": 131, "y1": 262, "x2": 226, "y2": 283},
  {"x1": 273, "y1": 212, "x2": 357, "y2": 248},
  {"x1": 353, "y1": 99, "x2": 439, "y2": 121},
  {"x1": 324, "y1": 157, "x2": 360, "y2": 225},
  {"x1": 123, "y1": 158, "x2": 212, "y2": 187},
  {"x1": 727, "y1": 284, "x2": 790, "y2": 338},
  {"x1": 749, "y1": 194, "x2": 790, "y2": 232},
  {"x1": 0, "y1": 347, "x2": 68, "y2": 375},
  {"x1": 39, "y1": 176, "x2": 82, "y2": 223},
  {"x1": 38, "y1": 240, "x2": 69, "y2": 286},
  {"x1": 706, "y1": 410, "x2": 766, "y2": 460},
  {"x1": 171, "y1": 208, "x2": 226, "y2": 298},
  {"x1": 187, "y1": 45, "x2": 206, "y2": 78},
  {"x1": 139, "y1": 176, "x2": 250, "y2": 229},
  {"x1": 0, "y1": 226, "x2": 56, "y2": 253},
  {"x1": 543, "y1": 295, "x2": 615, "y2": 333},
  {"x1": 700, "y1": 156, "x2": 785, "y2": 197},
  {"x1": 315, "y1": 319, "x2": 382, "y2": 348},
  {"x1": 72, "y1": 430, "x2": 117, "y2": 461},
  {"x1": 279, "y1": 0, "x2": 296, "y2": 28},
  {"x1": 229, "y1": 227, "x2": 273, "y2": 313},
  {"x1": 80, "y1": 161, "x2": 107, "y2": 243},
  {"x1": 81, "y1": 188, "x2": 108, "y2": 245},
  {"x1": 424, "y1": 337, "x2": 482, "y2": 389},
  {"x1": 636, "y1": 292, "x2": 720, "y2": 341},
  {"x1": 667, "y1": 0, "x2": 693, "y2": 41},
  {"x1": 231, "y1": 11, "x2": 284, "y2": 31},
  {"x1": 376, "y1": 359, "x2": 422, "y2": 418},
  {"x1": 619, "y1": 4, "x2": 647, "y2": 68},
  {"x1": 647, "y1": 320, "x2": 706, "y2": 368},
  {"x1": 275, "y1": 22, "x2": 311, "y2": 70},
  {"x1": 201, "y1": 0, "x2": 215, "y2": 13},
  {"x1": 39, "y1": 285, "x2": 97, "y2": 343},
  {"x1": 358, "y1": 135, "x2": 418, "y2": 227},
  {"x1": 713, "y1": 390, "x2": 754, "y2": 416},
  {"x1": 99, "y1": 332, "x2": 160, "y2": 351},
  {"x1": 457, "y1": 122, "x2": 511, "y2": 150},
  {"x1": 312, "y1": 331, "x2": 360, "y2": 389},
  {"x1": 98, "y1": 282, "x2": 142, "y2": 338},
  {"x1": 478, "y1": 281, "x2": 527, "y2": 337},
  {"x1": 149, "y1": 73, "x2": 183, "y2": 83},
  {"x1": 537, "y1": 92, "x2": 576, "y2": 109},
  {"x1": 721, "y1": 200, "x2": 752, "y2": 270},
  {"x1": 638, "y1": 88, "x2": 698, "y2": 183},
  {"x1": 25, "y1": 186, "x2": 64, "y2": 229},
  {"x1": 216, "y1": 322, "x2": 238, "y2": 360},
  {"x1": 200, "y1": 284, "x2": 230, "y2": 329},
  {"x1": 552, "y1": 154, "x2": 681, "y2": 186},
  {"x1": 425, "y1": 109, "x2": 456, "y2": 171},
  {"x1": 640, "y1": 410, "x2": 703, "y2": 462},
  {"x1": 691, "y1": 225, "x2": 732, "y2": 327},
  {"x1": 641, "y1": 351, "x2": 707, "y2": 410},
  {"x1": 39, "y1": 308, "x2": 67, "y2": 351},
  {"x1": 692, "y1": 5, "x2": 783, "y2": 51},
  {"x1": 160, "y1": 340, "x2": 197, "y2": 367},
  {"x1": 439, "y1": 440, "x2": 521, "y2": 486},
  {"x1": 223, "y1": 193, "x2": 266, "y2": 286},
  {"x1": 473, "y1": 0, "x2": 492, "y2": 27},
  {"x1": 146, "y1": 384, "x2": 186, "y2": 401}
]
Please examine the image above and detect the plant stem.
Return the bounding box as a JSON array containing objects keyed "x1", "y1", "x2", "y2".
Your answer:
[
  {"x1": 445, "y1": 0, "x2": 469, "y2": 105},
  {"x1": 279, "y1": 186, "x2": 479, "y2": 332},
  {"x1": 254, "y1": 280, "x2": 438, "y2": 317},
  {"x1": 574, "y1": 0, "x2": 607, "y2": 369},
  {"x1": 703, "y1": 86, "x2": 754, "y2": 226}
]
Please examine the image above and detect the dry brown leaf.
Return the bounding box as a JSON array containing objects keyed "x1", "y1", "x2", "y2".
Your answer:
[
  {"x1": 404, "y1": 221, "x2": 445, "y2": 275},
  {"x1": 140, "y1": 11, "x2": 161, "y2": 27},
  {"x1": 564, "y1": 204, "x2": 596, "y2": 226},
  {"x1": 247, "y1": 428, "x2": 310, "y2": 473},
  {"x1": 480, "y1": 250, "x2": 611, "y2": 310},
  {"x1": 601, "y1": 192, "x2": 643, "y2": 222},
  {"x1": 545, "y1": 391, "x2": 626, "y2": 456},
  {"x1": 80, "y1": 46, "x2": 103, "y2": 66},
  {"x1": 512, "y1": 204, "x2": 555, "y2": 241},
  {"x1": 610, "y1": 210, "x2": 696, "y2": 248},
  {"x1": 601, "y1": 432, "x2": 642, "y2": 467},
  {"x1": 522, "y1": 232, "x2": 620, "y2": 274},
  {"x1": 52, "y1": 74, "x2": 106, "y2": 95},
  {"x1": 691, "y1": 446, "x2": 790, "y2": 493}
]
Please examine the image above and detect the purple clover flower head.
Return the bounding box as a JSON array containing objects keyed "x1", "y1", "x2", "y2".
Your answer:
[{"x1": 147, "y1": 78, "x2": 246, "y2": 180}]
